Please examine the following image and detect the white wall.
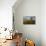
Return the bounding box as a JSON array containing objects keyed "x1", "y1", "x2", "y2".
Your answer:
[
  {"x1": 41, "y1": 0, "x2": 46, "y2": 46},
  {"x1": 13, "y1": 0, "x2": 41, "y2": 46},
  {"x1": 0, "y1": 0, "x2": 16, "y2": 30}
]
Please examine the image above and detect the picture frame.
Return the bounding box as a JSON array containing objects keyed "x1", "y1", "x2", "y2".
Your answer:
[{"x1": 23, "y1": 16, "x2": 36, "y2": 24}]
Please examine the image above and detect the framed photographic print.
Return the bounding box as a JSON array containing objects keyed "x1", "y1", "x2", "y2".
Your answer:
[{"x1": 23, "y1": 16, "x2": 36, "y2": 24}]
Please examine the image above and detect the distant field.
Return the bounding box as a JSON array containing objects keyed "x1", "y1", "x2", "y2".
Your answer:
[{"x1": 23, "y1": 20, "x2": 35, "y2": 24}]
